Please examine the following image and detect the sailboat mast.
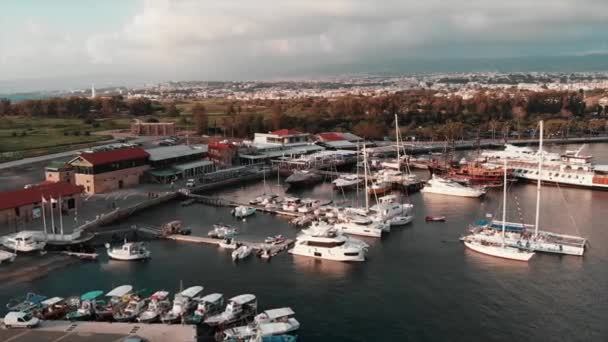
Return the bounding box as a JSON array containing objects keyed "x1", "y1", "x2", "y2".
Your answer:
[
  {"x1": 534, "y1": 120, "x2": 543, "y2": 238},
  {"x1": 502, "y1": 159, "x2": 507, "y2": 247}
]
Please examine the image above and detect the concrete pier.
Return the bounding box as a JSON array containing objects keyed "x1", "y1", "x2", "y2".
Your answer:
[{"x1": 0, "y1": 320, "x2": 197, "y2": 342}]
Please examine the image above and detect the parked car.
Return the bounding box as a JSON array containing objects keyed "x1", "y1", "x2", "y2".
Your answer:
[{"x1": 3, "y1": 312, "x2": 40, "y2": 328}]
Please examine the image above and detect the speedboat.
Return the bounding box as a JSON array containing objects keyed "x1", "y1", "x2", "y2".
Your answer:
[
  {"x1": 208, "y1": 224, "x2": 238, "y2": 239},
  {"x1": 161, "y1": 286, "x2": 204, "y2": 324},
  {"x1": 66, "y1": 290, "x2": 104, "y2": 321},
  {"x1": 95, "y1": 285, "x2": 133, "y2": 321},
  {"x1": 222, "y1": 307, "x2": 300, "y2": 341},
  {"x1": 232, "y1": 206, "x2": 256, "y2": 218},
  {"x1": 420, "y1": 175, "x2": 486, "y2": 198},
  {"x1": 138, "y1": 291, "x2": 171, "y2": 323},
  {"x1": 289, "y1": 221, "x2": 368, "y2": 262},
  {"x1": 186, "y1": 293, "x2": 224, "y2": 324},
  {"x1": 105, "y1": 241, "x2": 151, "y2": 261},
  {"x1": 232, "y1": 245, "x2": 253, "y2": 261},
  {"x1": 2, "y1": 232, "x2": 46, "y2": 253},
  {"x1": 332, "y1": 174, "x2": 362, "y2": 190},
  {"x1": 113, "y1": 293, "x2": 148, "y2": 322},
  {"x1": 205, "y1": 294, "x2": 258, "y2": 327}
]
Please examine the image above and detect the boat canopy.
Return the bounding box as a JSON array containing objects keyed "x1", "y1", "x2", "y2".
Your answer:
[
  {"x1": 106, "y1": 285, "x2": 133, "y2": 297},
  {"x1": 200, "y1": 293, "x2": 223, "y2": 303},
  {"x1": 151, "y1": 291, "x2": 169, "y2": 300},
  {"x1": 41, "y1": 297, "x2": 64, "y2": 307},
  {"x1": 230, "y1": 294, "x2": 256, "y2": 305},
  {"x1": 180, "y1": 286, "x2": 204, "y2": 298},
  {"x1": 262, "y1": 307, "x2": 295, "y2": 320},
  {"x1": 81, "y1": 290, "x2": 104, "y2": 301}
]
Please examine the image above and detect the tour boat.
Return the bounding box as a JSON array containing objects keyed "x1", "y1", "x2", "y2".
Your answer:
[
  {"x1": 0, "y1": 250, "x2": 16, "y2": 264},
  {"x1": 208, "y1": 224, "x2": 238, "y2": 239},
  {"x1": 95, "y1": 285, "x2": 133, "y2": 321},
  {"x1": 205, "y1": 294, "x2": 258, "y2": 327},
  {"x1": 138, "y1": 290, "x2": 171, "y2": 323},
  {"x1": 285, "y1": 170, "x2": 322, "y2": 187},
  {"x1": 232, "y1": 206, "x2": 256, "y2": 218},
  {"x1": 66, "y1": 290, "x2": 104, "y2": 321},
  {"x1": 186, "y1": 293, "x2": 224, "y2": 324},
  {"x1": 332, "y1": 174, "x2": 362, "y2": 190},
  {"x1": 288, "y1": 222, "x2": 368, "y2": 262},
  {"x1": 161, "y1": 286, "x2": 204, "y2": 324},
  {"x1": 106, "y1": 241, "x2": 151, "y2": 261},
  {"x1": 2, "y1": 231, "x2": 46, "y2": 253},
  {"x1": 420, "y1": 175, "x2": 487, "y2": 198},
  {"x1": 463, "y1": 160, "x2": 535, "y2": 262},
  {"x1": 222, "y1": 307, "x2": 300, "y2": 341},
  {"x1": 113, "y1": 293, "x2": 149, "y2": 322},
  {"x1": 232, "y1": 245, "x2": 253, "y2": 261}
]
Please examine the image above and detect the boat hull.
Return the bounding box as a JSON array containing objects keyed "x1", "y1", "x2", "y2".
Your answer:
[{"x1": 464, "y1": 240, "x2": 534, "y2": 261}]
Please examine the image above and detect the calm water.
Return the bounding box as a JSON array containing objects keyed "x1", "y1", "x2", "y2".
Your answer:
[{"x1": 1, "y1": 144, "x2": 608, "y2": 341}]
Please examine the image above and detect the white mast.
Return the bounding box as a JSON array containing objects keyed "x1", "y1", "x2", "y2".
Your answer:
[
  {"x1": 534, "y1": 120, "x2": 543, "y2": 238},
  {"x1": 363, "y1": 144, "x2": 369, "y2": 211},
  {"x1": 502, "y1": 159, "x2": 507, "y2": 247}
]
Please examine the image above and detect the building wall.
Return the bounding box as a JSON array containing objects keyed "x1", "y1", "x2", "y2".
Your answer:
[
  {"x1": 0, "y1": 196, "x2": 81, "y2": 226},
  {"x1": 75, "y1": 165, "x2": 150, "y2": 194}
]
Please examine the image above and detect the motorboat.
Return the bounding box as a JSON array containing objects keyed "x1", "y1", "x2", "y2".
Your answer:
[
  {"x1": 222, "y1": 307, "x2": 300, "y2": 341},
  {"x1": 105, "y1": 241, "x2": 151, "y2": 261},
  {"x1": 113, "y1": 293, "x2": 149, "y2": 322},
  {"x1": 186, "y1": 293, "x2": 224, "y2": 324},
  {"x1": 6, "y1": 293, "x2": 47, "y2": 313},
  {"x1": 66, "y1": 290, "x2": 104, "y2": 321},
  {"x1": 420, "y1": 175, "x2": 486, "y2": 198},
  {"x1": 0, "y1": 250, "x2": 16, "y2": 264},
  {"x1": 281, "y1": 197, "x2": 301, "y2": 212},
  {"x1": 2, "y1": 231, "x2": 46, "y2": 253},
  {"x1": 332, "y1": 174, "x2": 362, "y2": 190},
  {"x1": 219, "y1": 237, "x2": 238, "y2": 250},
  {"x1": 232, "y1": 245, "x2": 253, "y2": 261},
  {"x1": 232, "y1": 206, "x2": 256, "y2": 218},
  {"x1": 208, "y1": 224, "x2": 238, "y2": 239},
  {"x1": 204, "y1": 294, "x2": 258, "y2": 327},
  {"x1": 297, "y1": 199, "x2": 320, "y2": 214},
  {"x1": 289, "y1": 221, "x2": 368, "y2": 262},
  {"x1": 285, "y1": 170, "x2": 322, "y2": 187},
  {"x1": 425, "y1": 216, "x2": 446, "y2": 222},
  {"x1": 95, "y1": 285, "x2": 133, "y2": 321},
  {"x1": 161, "y1": 286, "x2": 204, "y2": 324},
  {"x1": 138, "y1": 291, "x2": 171, "y2": 323}
]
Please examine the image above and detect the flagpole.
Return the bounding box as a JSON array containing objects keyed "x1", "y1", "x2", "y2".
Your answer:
[{"x1": 59, "y1": 196, "x2": 64, "y2": 236}]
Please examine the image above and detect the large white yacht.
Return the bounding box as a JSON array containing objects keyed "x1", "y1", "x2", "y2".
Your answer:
[
  {"x1": 289, "y1": 222, "x2": 368, "y2": 262},
  {"x1": 2, "y1": 232, "x2": 46, "y2": 253},
  {"x1": 421, "y1": 175, "x2": 487, "y2": 198}
]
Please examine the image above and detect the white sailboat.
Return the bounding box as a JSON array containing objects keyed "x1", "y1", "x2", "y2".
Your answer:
[{"x1": 464, "y1": 159, "x2": 535, "y2": 261}]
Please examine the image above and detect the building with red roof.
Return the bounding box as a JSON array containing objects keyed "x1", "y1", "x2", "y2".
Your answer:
[
  {"x1": 0, "y1": 182, "x2": 83, "y2": 226},
  {"x1": 67, "y1": 147, "x2": 150, "y2": 194}
]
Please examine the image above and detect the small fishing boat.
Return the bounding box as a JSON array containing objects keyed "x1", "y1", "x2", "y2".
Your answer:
[
  {"x1": 95, "y1": 285, "x2": 133, "y2": 321},
  {"x1": 208, "y1": 224, "x2": 238, "y2": 239},
  {"x1": 232, "y1": 245, "x2": 253, "y2": 261},
  {"x1": 232, "y1": 206, "x2": 256, "y2": 218},
  {"x1": 425, "y1": 216, "x2": 446, "y2": 222},
  {"x1": 264, "y1": 235, "x2": 285, "y2": 245},
  {"x1": 66, "y1": 290, "x2": 104, "y2": 321},
  {"x1": 219, "y1": 237, "x2": 238, "y2": 250},
  {"x1": 221, "y1": 307, "x2": 300, "y2": 341},
  {"x1": 205, "y1": 294, "x2": 258, "y2": 327},
  {"x1": 6, "y1": 293, "x2": 46, "y2": 313},
  {"x1": 113, "y1": 293, "x2": 149, "y2": 322},
  {"x1": 186, "y1": 293, "x2": 224, "y2": 324},
  {"x1": 138, "y1": 290, "x2": 171, "y2": 323},
  {"x1": 106, "y1": 240, "x2": 151, "y2": 261},
  {"x1": 161, "y1": 286, "x2": 204, "y2": 324}
]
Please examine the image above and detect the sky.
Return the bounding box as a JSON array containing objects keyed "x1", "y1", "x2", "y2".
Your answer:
[{"x1": 1, "y1": 0, "x2": 608, "y2": 91}]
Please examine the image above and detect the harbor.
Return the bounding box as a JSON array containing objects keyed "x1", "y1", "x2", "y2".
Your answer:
[{"x1": 0, "y1": 140, "x2": 607, "y2": 341}]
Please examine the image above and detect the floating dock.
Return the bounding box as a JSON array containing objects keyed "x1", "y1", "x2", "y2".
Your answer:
[{"x1": 0, "y1": 320, "x2": 197, "y2": 342}]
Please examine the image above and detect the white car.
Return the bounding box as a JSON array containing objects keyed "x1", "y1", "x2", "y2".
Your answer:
[{"x1": 3, "y1": 312, "x2": 40, "y2": 328}]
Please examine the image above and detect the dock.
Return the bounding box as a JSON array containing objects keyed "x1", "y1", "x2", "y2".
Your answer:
[
  {"x1": 0, "y1": 320, "x2": 196, "y2": 342},
  {"x1": 166, "y1": 234, "x2": 294, "y2": 255}
]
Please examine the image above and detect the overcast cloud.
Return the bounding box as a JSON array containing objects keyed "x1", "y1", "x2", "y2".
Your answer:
[{"x1": 1, "y1": 0, "x2": 608, "y2": 90}]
